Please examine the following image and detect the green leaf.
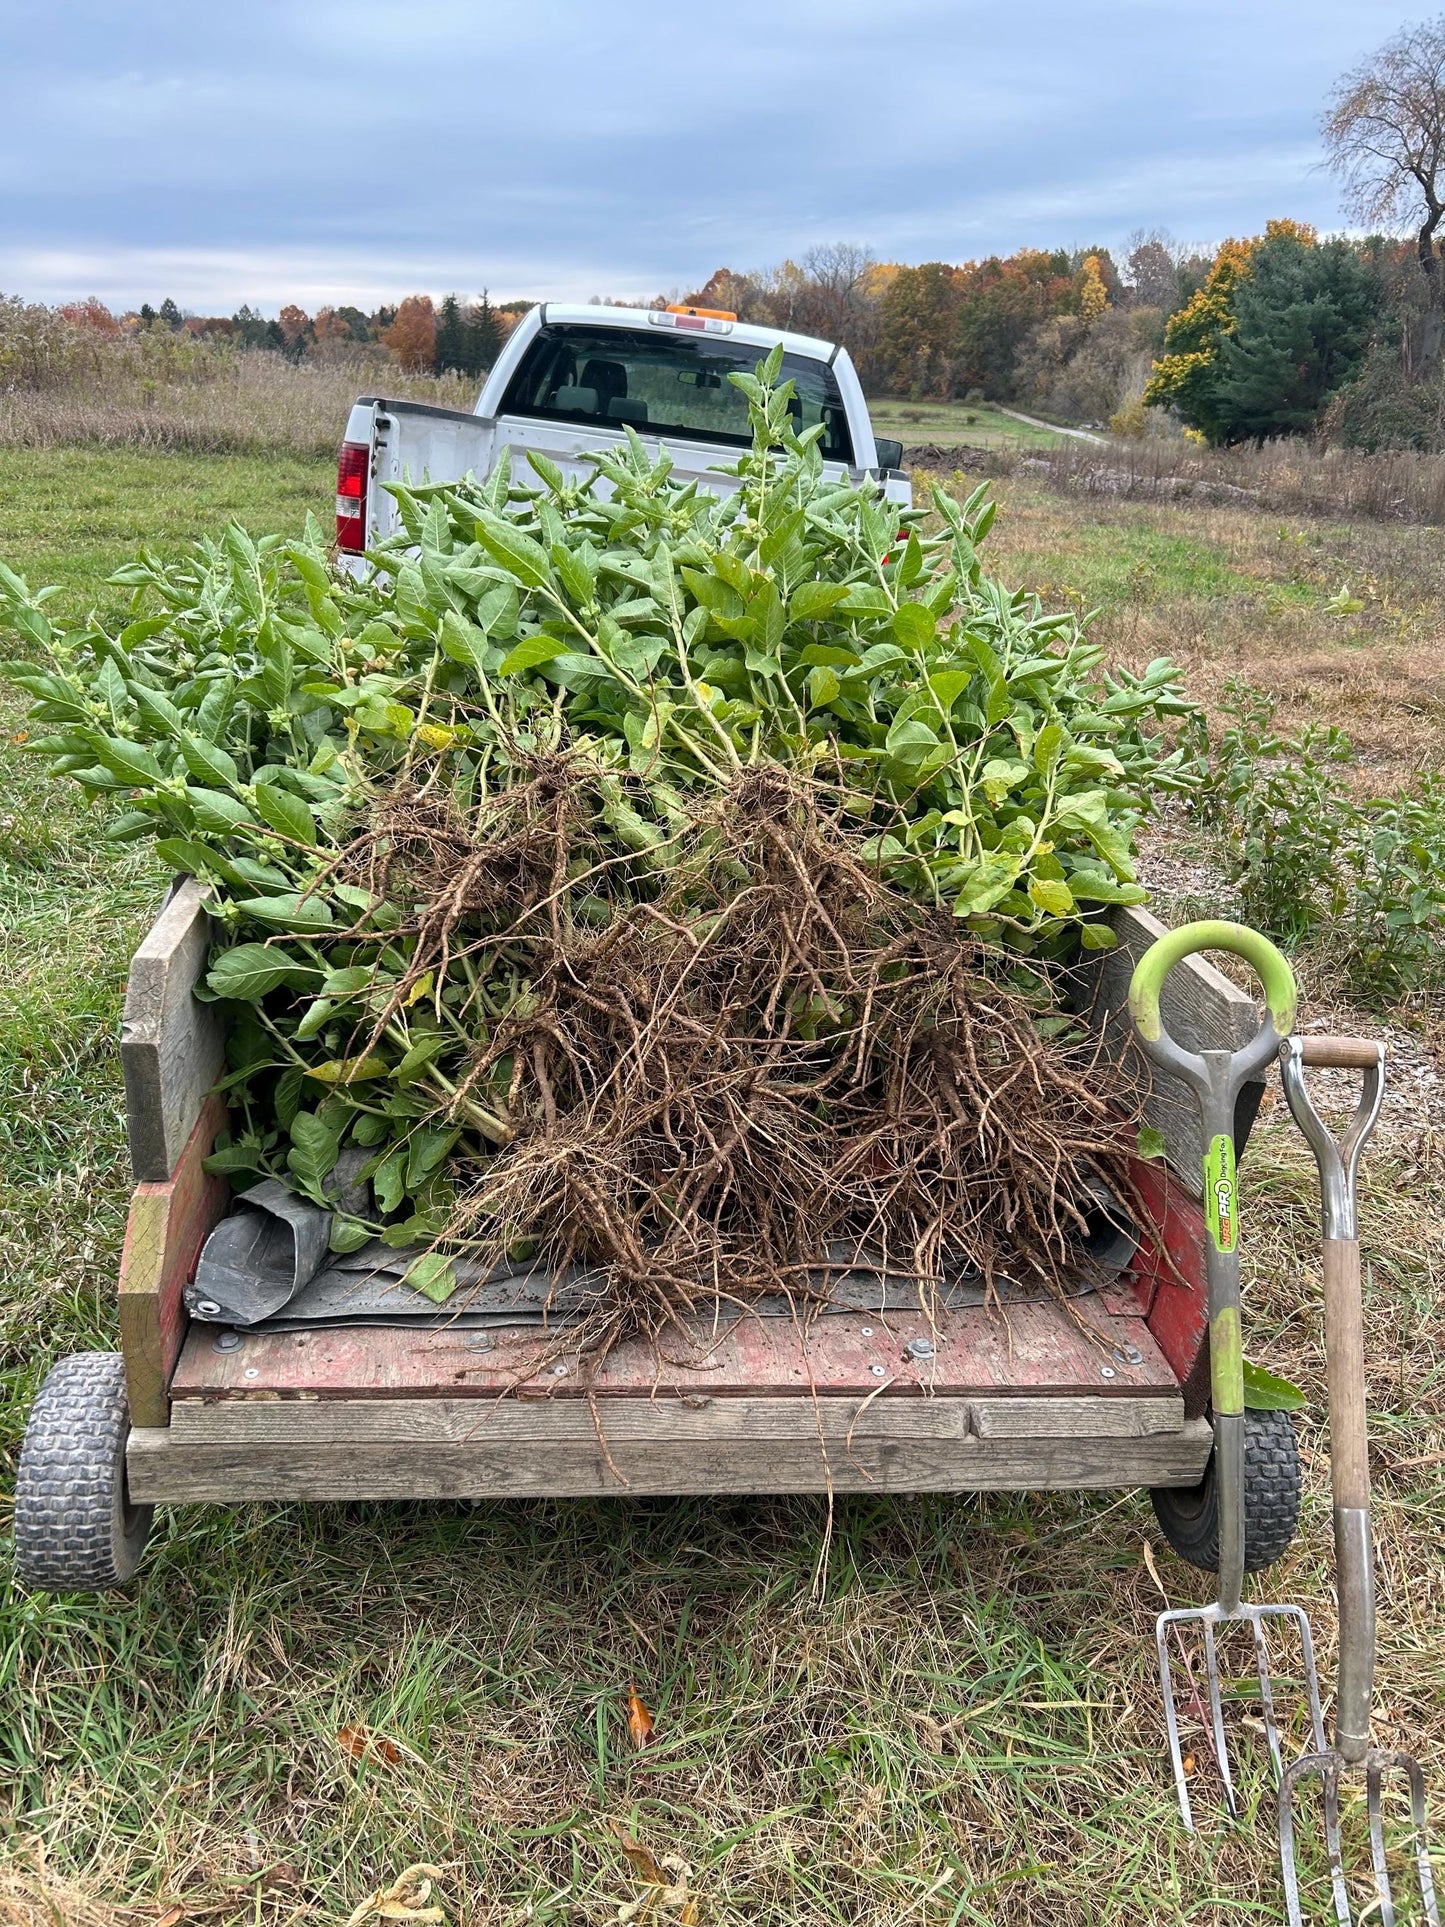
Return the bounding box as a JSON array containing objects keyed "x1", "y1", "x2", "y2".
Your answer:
[
  {"x1": 475, "y1": 516, "x2": 553, "y2": 590},
  {"x1": 320, "y1": 964, "x2": 376, "y2": 997},
  {"x1": 394, "y1": 1033, "x2": 448, "y2": 1082},
  {"x1": 91, "y1": 736, "x2": 164, "y2": 787},
  {"x1": 234, "y1": 892, "x2": 335, "y2": 933},
  {"x1": 1242, "y1": 1359, "x2": 1307, "y2": 1412},
  {"x1": 1076, "y1": 922, "x2": 1118, "y2": 951},
  {"x1": 372, "y1": 1146, "x2": 407, "y2": 1215},
  {"x1": 206, "y1": 943, "x2": 310, "y2": 1001},
  {"x1": 252, "y1": 781, "x2": 317, "y2": 847},
  {"x1": 951, "y1": 857, "x2": 1022, "y2": 916},
  {"x1": 329, "y1": 1216, "x2": 374, "y2": 1254},
  {"x1": 305, "y1": 1053, "x2": 390, "y2": 1084},
  {"x1": 403, "y1": 1250, "x2": 458, "y2": 1303},
  {"x1": 293, "y1": 997, "x2": 336, "y2": 1041},
  {"x1": 1135, "y1": 1124, "x2": 1168, "y2": 1162},
  {"x1": 807, "y1": 665, "x2": 842, "y2": 707},
  {"x1": 1033, "y1": 723, "x2": 1065, "y2": 776},
  {"x1": 891, "y1": 603, "x2": 936, "y2": 652},
  {"x1": 406, "y1": 1126, "x2": 461, "y2": 1188},
  {"x1": 202, "y1": 1141, "x2": 268, "y2": 1177},
  {"x1": 188, "y1": 787, "x2": 255, "y2": 834},
  {"x1": 154, "y1": 838, "x2": 245, "y2": 887},
  {"x1": 1028, "y1": 877, "x2": 1076, "y2": 917},
  {"x1": 497, "y1": 633, "x2": 570, "y2": 677},
  {"x1": 104, "y1": 810, "x2": 156, "y2": 844},
  {"x1": 287, "y1": 1111, "x2": 341, "y2": 1190},
  {"x1": 790, "y1": 581, "x2": 851, "y2": 623},
  {"x1": 180, "y1": 733, "x2": 239, "y2": 788}
]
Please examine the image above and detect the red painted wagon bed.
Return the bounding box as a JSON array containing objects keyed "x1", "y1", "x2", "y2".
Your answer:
[{"x1": 17, "y1": 885, "x2": 1283, "y2": 1588}]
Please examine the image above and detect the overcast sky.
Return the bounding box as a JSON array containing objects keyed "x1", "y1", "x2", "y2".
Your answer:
[{"x1": 0, "y1": 0, "x2": 1421, "y2": 314}]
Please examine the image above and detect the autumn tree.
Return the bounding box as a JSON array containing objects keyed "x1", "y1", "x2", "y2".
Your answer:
[
  {"x1": 382, "y1": 295, "x2": 437, "y2": 373},
  {"x1": 277, "y1": 303, "x2": 313, "y2": 361},
  {"x1": 1077, "y1": 254, "x2": 1110, "y2": 321},
  {"x1": 1146, "y1": 223, "x2": 1378, "y2": 442},
  {"x1": 58, "y1": 298, "x2": 120, "y2": 335},
  {"x1": 1325, "y1": 15, "x2": 1445, "y2": 373},
  {"x1": 1212, "y1": 233, "x2": 1378, "y2": 439}
]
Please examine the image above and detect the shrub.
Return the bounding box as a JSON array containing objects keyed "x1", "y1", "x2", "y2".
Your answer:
[{"x1": 1185, "y1": 681, "x2": 1445, "y2": 1002}]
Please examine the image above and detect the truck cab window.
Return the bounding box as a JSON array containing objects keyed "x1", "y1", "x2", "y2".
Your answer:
[{"x1": 500, "y1": 324, "x2": 855, "y2": 463}]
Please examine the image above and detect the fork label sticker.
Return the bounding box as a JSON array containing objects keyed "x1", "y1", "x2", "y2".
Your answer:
[{"x1": 1203, "y1": 1133, "x2": 1237, "y2": 1252}]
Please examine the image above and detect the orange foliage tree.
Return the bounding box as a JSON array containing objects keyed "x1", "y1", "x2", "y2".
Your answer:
[{"x1": 382, "y1": 296, "x2": 437, "y2": 373}]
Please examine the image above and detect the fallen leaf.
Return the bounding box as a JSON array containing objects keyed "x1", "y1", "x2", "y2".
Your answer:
[
  {"x1": 680, "y1": 1904, "x2": 699, "y2": 1925},
  {"x1": 1182, "y1": 1751, "x2": 1197, "y2": 1777},
  {"x1": 345, "y1": 1865, "x2": 446, "y2": 1927},
  {"x1": 1142, "y1": 1541, "x2": 1168, "y2": 1603},
  {"x1": 337, "y1": 1723, "x2": 404, "y2": 1767},
  {"x1": 608, "y1": 1822, "x2": 665, "y2": 1885},
  {"x1": 155, "y1": 1908, "x2": 186, "y2": 1927},
  {"x1": 625, "y1": 1685, "x2": 655, "y2": 1750}
]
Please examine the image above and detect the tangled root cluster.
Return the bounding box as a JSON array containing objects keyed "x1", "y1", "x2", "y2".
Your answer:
[{"x1": 347, "y1": 760, "x2": 1138, "y2": 1360}]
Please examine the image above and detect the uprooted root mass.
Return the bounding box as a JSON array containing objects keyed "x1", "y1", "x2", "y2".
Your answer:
[{"x1": 343, "y1": 759, "x2": 1137, "y2": 1360}]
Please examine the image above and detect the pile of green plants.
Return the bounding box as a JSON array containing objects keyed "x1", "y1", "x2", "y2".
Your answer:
[
  {"x1": 0, "y1": 352, "x2": 1196, "y2": 1330},
  {"x1": 1185, "y1": 680, "x2": 1445, "y2": 1005}
]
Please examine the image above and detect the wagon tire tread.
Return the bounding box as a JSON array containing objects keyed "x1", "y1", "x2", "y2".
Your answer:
[
  {"x1": 14, "y1": 1353, "x2": 153, "y2": 1592},
  {"x1": 1151, "y1": 1406, "x2": 1300, "y2": 1574}
]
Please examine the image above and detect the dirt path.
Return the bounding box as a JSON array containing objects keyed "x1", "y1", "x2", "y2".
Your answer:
[{"x1": 999, "y1": 407, "x2": 1107, "y2": 444}]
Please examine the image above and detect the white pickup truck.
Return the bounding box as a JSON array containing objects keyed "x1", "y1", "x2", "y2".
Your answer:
[{"x1": 335, "y1": 301, "x2": 910, "y2": 560}]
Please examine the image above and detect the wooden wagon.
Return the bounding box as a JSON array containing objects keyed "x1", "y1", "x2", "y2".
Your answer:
[{"x1": 15, "y1": 883, "x2": 1301, "y2": 1591}]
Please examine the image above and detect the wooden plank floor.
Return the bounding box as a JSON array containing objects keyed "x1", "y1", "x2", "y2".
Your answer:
[{"x1": 169, "y1": 1285, "x2": 1173, "y2": 1403}]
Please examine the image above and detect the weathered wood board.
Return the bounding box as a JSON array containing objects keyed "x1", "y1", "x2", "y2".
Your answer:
[
  {"x1": 121, "y1": 879, "x2": 224, "y2": 1182},
  {"x1": 168, "y1": 1288, "x2": 1173, "y2": 1403},
  {"x1": 128, "y1": 1401, "x2": 1209, "y2": 1502},
  {"x1": 117, "y1": 1093, "x2": 232, "y2": 1427},
  {"x1": 1077, "y1": 903, "x2": 1266, "y2": 1195}
]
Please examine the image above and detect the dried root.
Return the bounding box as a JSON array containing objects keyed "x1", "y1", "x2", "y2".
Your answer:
[{"x1": 340, "y1": 759, "x2": 1137, "y2": 1364}]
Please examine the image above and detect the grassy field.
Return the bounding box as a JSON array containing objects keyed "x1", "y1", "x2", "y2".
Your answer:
[
  {"x1": 1, "y1": 447, "x2": 1442, "y2": 1926},
  {"x1": 867, "y1": 398, "x2": 1069, "y2": 450}
]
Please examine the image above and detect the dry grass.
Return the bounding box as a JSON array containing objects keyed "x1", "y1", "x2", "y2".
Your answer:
[
  {"x1": 2, "y1": 447, "x2": 1444, "y2": 1924},
  {"x1": 945, "y1": 468, "x2": 1445, "y2": 787},
  {"x1": 0, "y1": 351, "x2": 477, "y2": 459},
  {"x1": 981, "y1": 435, "x2": 1445, "y2": 530}
]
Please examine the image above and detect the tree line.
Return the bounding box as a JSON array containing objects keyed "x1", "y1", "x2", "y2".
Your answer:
[
  {"x1": 8, "y1": 15, "x2": 1444, "y2": 453},
  {"x1": 125, "y1": 291, "x2": 527, "y2": 378}
]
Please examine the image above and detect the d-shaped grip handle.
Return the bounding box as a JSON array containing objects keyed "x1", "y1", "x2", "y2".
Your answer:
[{"x1": 1128, "y1": 919, "x2": 1297, "y2": 1062}]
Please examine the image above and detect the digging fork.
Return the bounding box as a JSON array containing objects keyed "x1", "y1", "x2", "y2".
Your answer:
[
  {"x1": 1277, "y1": 1034, "x2": 1439, "y2": 1927},
  {"x1": 1129, "y1": 922, "x2": 1328, "y2": 1832}
]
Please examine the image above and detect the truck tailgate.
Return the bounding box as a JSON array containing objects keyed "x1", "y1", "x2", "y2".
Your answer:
[{"x1": 360, "y1": 398, "x2": 909, "y2": 547}]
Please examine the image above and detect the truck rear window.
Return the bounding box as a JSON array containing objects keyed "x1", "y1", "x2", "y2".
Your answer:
[{"x1": 498, "y1": 323, "x2": 855, "y2": 463}]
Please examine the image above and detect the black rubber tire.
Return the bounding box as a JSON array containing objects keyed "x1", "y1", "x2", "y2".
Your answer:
[
  {"x1": 14, "y1": 1353, "x2": 154, "y2": 1592},
  {"x1": 1151, "y1": 1407, "x2": 1301, "y2": 1574}
]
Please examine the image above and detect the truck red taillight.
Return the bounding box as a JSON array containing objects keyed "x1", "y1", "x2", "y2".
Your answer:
[{"x1": 336, "y1": 440, "x2": 369, "y2": 553}]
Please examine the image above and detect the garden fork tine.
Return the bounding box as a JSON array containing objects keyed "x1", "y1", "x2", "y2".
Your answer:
[
  {"x1": 1277, "y1": 1035, "x2": 1439, "y2": 1927},
  {"x1": 1129, "y1": 923, "x2": 1328, "y2": 1832}
]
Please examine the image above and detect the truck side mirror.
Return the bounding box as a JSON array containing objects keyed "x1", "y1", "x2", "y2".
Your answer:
[{"x1": 873, "y1": 437, "x2": 904, "y2": 471}]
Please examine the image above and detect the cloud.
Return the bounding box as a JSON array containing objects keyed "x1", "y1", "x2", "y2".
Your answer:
[{"x1": 0, "y1": 0, "x2": 1415, "y2": 311}]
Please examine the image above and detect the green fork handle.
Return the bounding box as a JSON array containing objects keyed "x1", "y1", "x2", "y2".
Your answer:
[{"x1": 1129, "y1": 921, "x2": 1298, "y2": 1611}]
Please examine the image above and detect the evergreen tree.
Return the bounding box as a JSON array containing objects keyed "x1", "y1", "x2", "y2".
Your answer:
[
  {"x1": 464, "y1": 290, "x2": 501, "y2": 376},
  {"x1": 435, "y1": 293, "x2": 466, "y2": 373},
  {"x1": 231, "y1": 304, "x2": 270, "y2": 348},
  {"x1": 1212, "y1": 235, "x2": 1380, "y2": 440},
  {"x1": 334, "y1": 305, "x2": 371, "y2": 343},
  {"x1": 139, "y1": 303, "x2": 157, "y2": 326},
  {"x1": 157, "y1": 297, "x2": 183, "y2": 331}
]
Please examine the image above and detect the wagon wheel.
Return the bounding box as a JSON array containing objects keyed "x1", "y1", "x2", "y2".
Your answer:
[
  {"x1": 14, "y1": 1353, "x2": 155, "y2": 1592},
  {"x1": 1151, "y1": 1406, "x2": 1301, "y2": 1574}
]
